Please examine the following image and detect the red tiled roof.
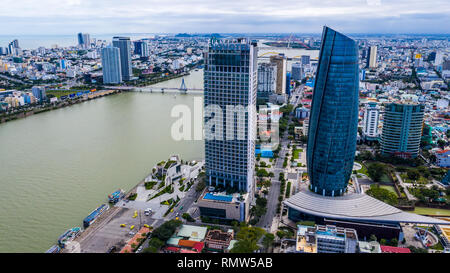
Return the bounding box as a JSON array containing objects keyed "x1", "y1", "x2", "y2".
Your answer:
[
  {"x1": 380, "y1": 245, "x2": 411, "y2": 253},
  {"x1": 166, "y1": 246, "x2": 180, "y2": 253},
  {"x1": 180, "y1": 249, "x2": 197, "y2": 253}
]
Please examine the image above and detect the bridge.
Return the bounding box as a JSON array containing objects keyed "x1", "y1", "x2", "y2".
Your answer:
[
  {"x1": 110, "y1": 79, "x2": 203, "y2": 94},
  {"x1": 258, "y1": 51, "x2": 319, "y2": 61}
]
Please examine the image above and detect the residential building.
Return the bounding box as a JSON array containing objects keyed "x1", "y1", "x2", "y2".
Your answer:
[
  {"x1": 306, "y1": 26, "x2": 359, "y2": 196},
  {"x1": 270, "y1": 54, "x2": 287, "y2": 95},
  {"x1": 77, "y1": 33, "x2": 90, "y2": 49},
  {"x1": 367, "y1": 46, "x2": 377, "y2": 68},
  {"x1": 291, "y1": 62, "x2": 302, "y2": 81},
  {"x1": 134, "y1": 41, "x2": 149, "y2": 57},
  {"x1": 362, "y1": 102, "x2": 380, "y2": 141},
  {"x1": 31, "y1": 86, "x2": 46, "y2": 102},
  {"x1": 296, "y1": 225, "x2": 358, "y2": 253},
  {"x1": 380, "y1": 101, "x2": 424, "y2": 158},
  {"x1": 435, "y1": 150, "x2": 450, "y2": 167},
  {"x1": 204, "y1": 229, "x2": 234, "y2": 252},
  {"x1": 101, "y1": 46, "x2": 122, "y2": 84},
  {"x1": 112, "y1": 37, "x2": 133, "y2": 81},
  {"x1": 301, "y1": 55, "x2": 310, "y2": 66},
  {"x1": 257, "y1": 63, "x2": 277, "y2": 101}
]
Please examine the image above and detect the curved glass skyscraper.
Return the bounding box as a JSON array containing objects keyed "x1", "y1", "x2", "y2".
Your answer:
[{"x1": 307, "y1": 27, "x2": 359, "y2": 197}]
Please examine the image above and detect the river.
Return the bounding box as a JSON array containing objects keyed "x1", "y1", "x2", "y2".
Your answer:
[{"x1": 0, "y1": 71, "x2": 204, "y2": 252}]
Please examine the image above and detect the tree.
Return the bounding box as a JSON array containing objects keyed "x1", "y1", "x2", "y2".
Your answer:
[
  {"x1": 390, "y1": 238, "x2": 398, "y2": 247},
  {"x1": 152, "y1": 219, "x2": 182, "y2": 242},
  {"x1": 369, "y1": 234, "x2": 377, "y2": 242},
  {"x1": 437, "y1": 139, "x2": 446, "y2": 150},
  {"x1": 231, "y1": 226, "x2": 265, "y2": 253},
  {"x1": 262, "y1": 233, "x2": 275, "y2": 251},
  {"x1": 407, "y1": 169, "x2": 420, "y2": 181},
  {"x1": 196, "y1": 179, "x2": 206, "y2": 192},
  {"x1": 367, "y1": 163, "x2": 386, "y2": 182}
]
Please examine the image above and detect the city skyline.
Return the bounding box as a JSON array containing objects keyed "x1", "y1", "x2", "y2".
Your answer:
[{"x1": 1, "y1": 0, "x2": 450, "y2": 35}]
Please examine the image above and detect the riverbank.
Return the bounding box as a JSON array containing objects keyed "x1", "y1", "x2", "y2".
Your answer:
[{"x1": 0, "y1": 89, "x2": 121, "y2": 124}]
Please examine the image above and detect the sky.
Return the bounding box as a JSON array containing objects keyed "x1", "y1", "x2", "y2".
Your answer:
[{"x1": 0, "y1": 0, "x2": 449, "y2": 35}]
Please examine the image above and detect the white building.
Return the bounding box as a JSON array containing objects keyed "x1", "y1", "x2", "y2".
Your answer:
[{"x1": 362, "y1": 102, "x2": 380, "y2": 141}]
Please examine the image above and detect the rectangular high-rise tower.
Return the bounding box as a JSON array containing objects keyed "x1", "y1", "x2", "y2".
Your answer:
[
  {"x1": 257, "y1": 62, "x2": 277, "y2": 101},
  {"x1": 270, "y1": 54, "x2": 287, "y2": 95},
  {"x1": 380, "y1": 101, "x2": 424, "y2": 158},
  {"x1": 366, "y1": 46, "x2": 377, "y2": 68},
  {"x1": 101, "y1": 46, "x2": 122, "y2": 84},
  {"x1": 203, "y1": 38, "x2": 257, "y2": 193},
  {"x1": 362, "y1": 102, "x2": 380, "y2": 141},
  {"x1": 112, "y1": 37, "x2": 133, "y2": 81}
]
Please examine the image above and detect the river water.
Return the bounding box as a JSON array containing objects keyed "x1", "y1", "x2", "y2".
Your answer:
[
  {"x1": 0, "y1": 71, "x2": 205, "y2": 252},
  {"x1": 0, "y1": 46, "x2": 318, "y2": 252}
]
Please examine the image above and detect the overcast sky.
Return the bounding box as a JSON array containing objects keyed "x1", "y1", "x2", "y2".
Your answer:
[{"x1": 1, "y1": 0, "x2": 449, "y2": 35}]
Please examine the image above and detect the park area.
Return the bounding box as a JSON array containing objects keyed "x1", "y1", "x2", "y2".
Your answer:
[{"x1": 412, "y1": 206, "x2": 450, "y2": 216}]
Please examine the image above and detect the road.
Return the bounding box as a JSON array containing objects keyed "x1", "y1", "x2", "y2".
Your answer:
[{"x1": 257, "y1": 87, "x2": 304, "y2": 231}]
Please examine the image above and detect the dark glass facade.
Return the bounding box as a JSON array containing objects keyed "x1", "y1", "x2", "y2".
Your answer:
[
  {"x1": 307, "y1": 27, "x2": 359, "y2": 196},
  {"x1": 203, "y1": 38, "x2": 257, "y2": 193}
]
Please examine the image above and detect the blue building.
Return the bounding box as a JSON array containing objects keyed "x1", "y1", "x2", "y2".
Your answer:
[
  {"x1": 306, "y1": 26, "x2": 359, "y2": 196},
  {"x1": 133, "y1": 41, "x2": 149, "y2": 57},
  {"x1": 291, "y1": 62, "x2": 302, "y2": 81},
  {"x1": 112, "y1": 37, "x2": 133, "y2": 81},
  {"x1": 32, "y1": 86, "x2": 47, "y2": 102},
  {"x1": 286, "y1": 72, "x2": 291, "y2": 97},
  {"x1": 101, "y1": 46, "x2": 122, "y2": 84},
  {"x1": 203, "y1": 38, "x2": 257, "y2": 193}
]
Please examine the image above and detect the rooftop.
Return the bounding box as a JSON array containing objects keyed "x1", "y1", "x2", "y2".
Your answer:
[
  {"x1": 284, "y1": 190, "x2": 450, "y2": 225},
  {"x1": 176, "y1": 225, "x2": 208, "y2": 241}
]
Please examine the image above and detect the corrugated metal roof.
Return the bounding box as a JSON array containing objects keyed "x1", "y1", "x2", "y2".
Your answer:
[{"x1": 284, "y1": 191, "x2": 450, "y2": 225}]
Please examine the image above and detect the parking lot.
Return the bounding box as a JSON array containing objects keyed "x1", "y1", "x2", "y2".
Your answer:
[{"x1": 77, "y1": 207, "x2": 156, "y2": 253}]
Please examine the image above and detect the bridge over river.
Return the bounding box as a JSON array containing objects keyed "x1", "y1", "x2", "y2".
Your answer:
[{"x1": 109, "y1": 78, "x2": 203, "y2": 94}]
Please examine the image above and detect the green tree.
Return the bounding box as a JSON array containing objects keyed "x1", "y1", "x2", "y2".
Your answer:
[
  {"x1": 230, "y1": 226, "x2": 265, "y2": 253},
  {"x1": 262, "y1": 233, "x2": 275, "y2": 251},
  {"x1": 367, "y1": 163, "x2": 386, "y2": 182},
  {"x1": 407, "y1": 169, "x2": 421, "y2": 181}
]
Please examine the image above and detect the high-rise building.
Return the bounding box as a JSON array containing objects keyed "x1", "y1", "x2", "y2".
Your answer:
[
  {"x1": 380, "y1": 101, "x2": 424, "y2": 158},
  {"x1": 270, "y1": 54, "x2": 287, "y2": 95},
  {"x1": 101, "y1": 46, "x2": 122, "y2": 84},
  {"x1": 301, "y1": 55, "x2": 310, "y2": 66},
  {"x1": 257, "y1": 63, "x2": 277, "y2": 101},
  {"x1": 77, "y1": 33, "x2": 90, "y2": 49},
  {"x1": 307, "y1": 26, "x2": 359, "y2": 197},
  {"x1": 31, "y1": 86, "x2": 47, "y2": 102},
  {"x1": 133, "y1": 41, "x2": 149, "y2": 57},
  {"x1": 435, "y1": 51, "x2": 444, "y2": 67},
  {"x1": 112, "y1": 37, "x2": 133, "y2": 81},
  {"x1": 286, "y1": 72, "x2": 291, "y2": 96},
  {"x1": 291, "y1": 62, "x2": 302, "y2": 81},
  {"x1": 77, "y1": 33, "x2": 84, "y2": 46},
  {"x1": 366, "y1": 46, "x2": 377, "y2": 68},
  {"x1": 362, "y1": 102, "x2": 380, "y2": 141},
  {"x1": 203, "y1": 38, "x2": 257, "y2": 193},
  {"x1": 12, "y1": 39, "x2": 19, "y2": 49}
]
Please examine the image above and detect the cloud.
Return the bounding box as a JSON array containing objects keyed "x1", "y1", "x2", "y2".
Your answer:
[{"x1": 0, "y1": 0, "x2": 449, "y2": 34}]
